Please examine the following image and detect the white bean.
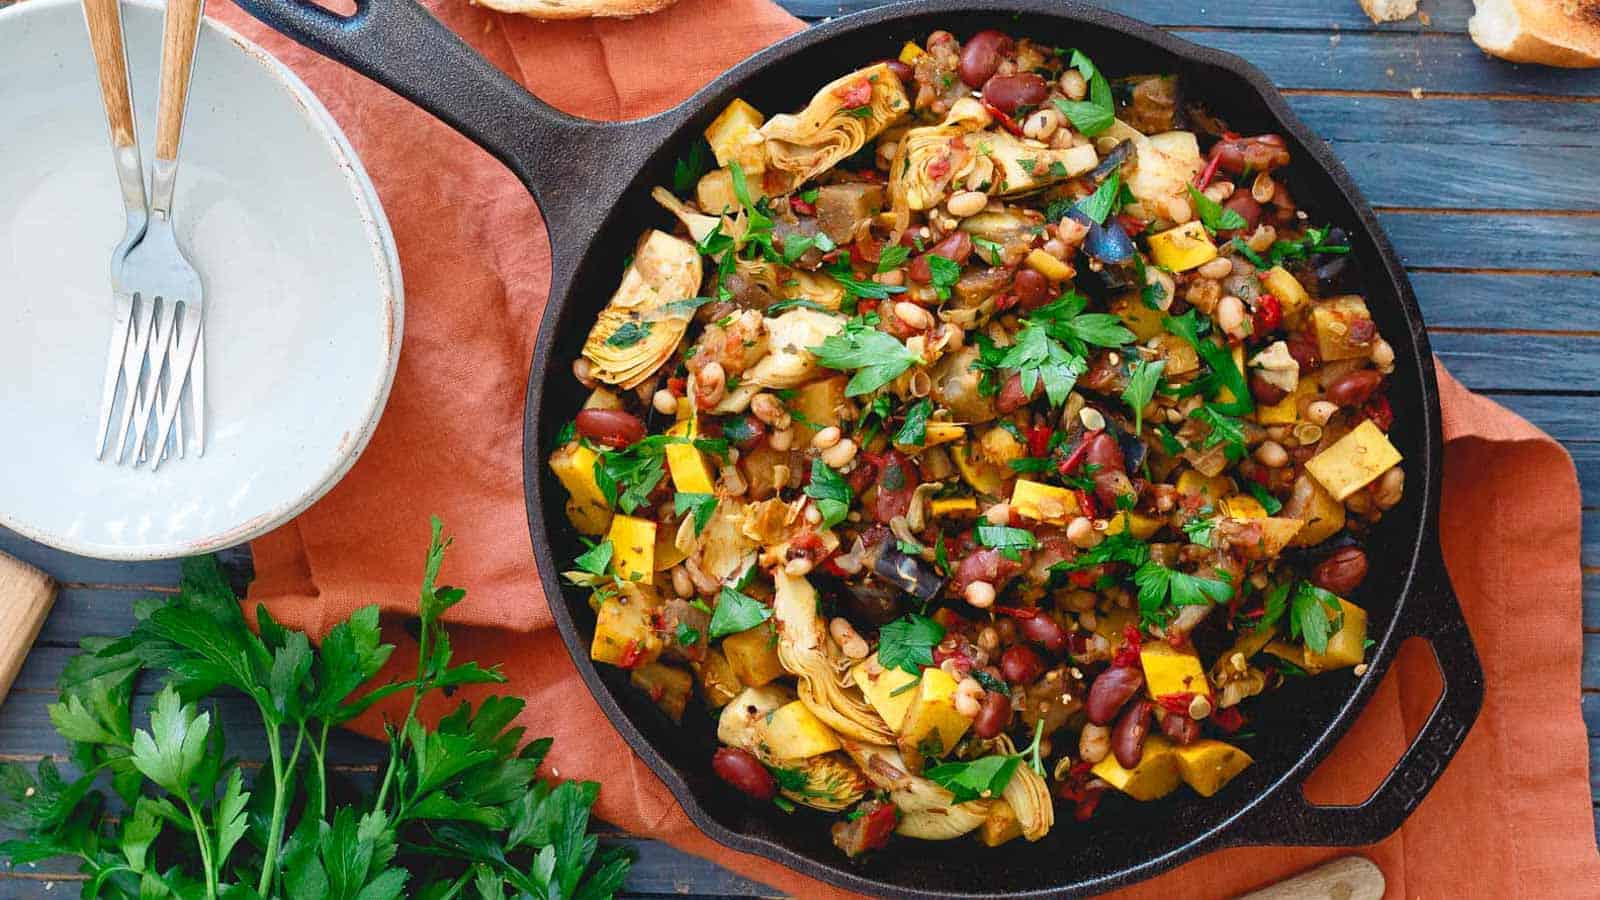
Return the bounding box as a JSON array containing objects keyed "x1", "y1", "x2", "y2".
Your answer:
[
  {"x1": 820, "y1": 438, "x2": 858, "y2": 469},
  {"x1": 829, "y1": 617, "x2": 870, "y2": 659},
  {"x1": 946, "y1": 190, "x2": 989, "y2": 218},
  {"x1": 954, "y1": 678, "x2": 986, "y2": 718},
  {"x1": 1079, "y1": 723, "x2": 1111, "y2": 764},
  {"x1": 964, "y1": 580, "x2": 996, "y2": 609},
  {"x1": 812, "y1": 426, "x2": 842, "y2": 450}
]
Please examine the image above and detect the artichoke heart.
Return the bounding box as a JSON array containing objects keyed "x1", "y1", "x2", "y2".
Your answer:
[
  {"x1": 762, "y1": 63, "x2": 910, "y2": 193},
  {"x1": 993, "y1": 735, "x2": 1054, "y2": 841},
  {"x1": 650, "y1": 186, "x2": 722, "y2": 245},
  {"x1": 717, "y1": 687, "x2": 869, "y2": 811},
  {"x1": 742, "y1": 307, "x2": 845, "y2": 390},
  {"x1": 888, "y1": 98, "x2": 992, "y2": 217},
  {"x1": 773, "y1": 572, "x2": 896, "y2": 744},
  {"x1": 734, "y1": 258, "x2": 847, "y2": 312},
  {"x1": 1100, "y1": 120, "x2": 1203, "y2": 222},
  {"x1": 985, "y1": 130, "x2": 1099, "y2": 197},
  {"x1": 581, "y1": 230, "x2": 702, "y2": 389},
  {"x1": 838, "y1": 739, "x2": 991, "y2": 840}
]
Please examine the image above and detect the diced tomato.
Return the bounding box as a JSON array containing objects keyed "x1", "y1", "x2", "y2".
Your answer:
[
  {"x1": 980, "y1": 100, "x2": 1025, "y2": 136},
  {"x1": 1027, "y1": 423, "x2": 1052, "y2": 458},
  {"x1": 992, "y1": 605, "x2": 1039, "y2": 620},
  {"x1": 617, "y1": 640, "x2": 646, "y2": 670},
  {"x1": 1112, "y1": 624, "x2": 1143, "y2": 668},
  {"x1": 834, "y1": 78, "x2": 873, "y2": 108},
  {"x1": 1210, "y1": 706, "x2": 1246, "y2": 734},
  {"x1": 789, "y1": 195, "x2": 816, "y2": 216},
  {"x1": 993, "y1": 291, "x2": 1020, "y2": 312},
  {"x1": 666, "y1": 376, "x2": 687, "y2": 397},
  {"x1": 832, "y1": 800, "x2": 898, "y2": 858},
  {"x1": 1068, "y1": 568, "x2": 1100, "y2": 589},
  {"x1": 1253, "y1": 294, "x2": 1282, "y2": 334},
  {"x1": 1363, "y1": 394, "x2": 1395, "y2": 431},
  {"x1": 1057, "y1": 433, "x2": 1095, "y2": 476},
  {"x1": 1155, "y1": 692, "x2": 1198, "y2": 715},
  {"x1": 873, "y1": 451, "x2": 920, "y2": 522},
  {"x1": 927, "y1": 155, "x2": 952, "y2": 180}
]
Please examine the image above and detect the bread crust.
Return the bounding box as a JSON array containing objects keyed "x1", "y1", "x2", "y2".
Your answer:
[
  {"x1": 473, "y1": 0, "x2": 681, "y2": 21},
  {"x1": 1469, "y1": 0, "x2": 1600, "y2": 68}
]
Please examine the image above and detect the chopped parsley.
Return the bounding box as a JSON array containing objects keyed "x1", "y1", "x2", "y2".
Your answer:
[
  {"x1": 877, "y1": 613, "x2": 945, "y2": 676},
  {"x1": 674, "y1": 491, "x2": 719, "y2": 535},
  {"x1": 1121, "y1": 358, "x2": 1166, "y2": 435},
  {"x1": 804, "y1": 457, "x2": 853, "y2": 529},
  {"x1": 926, "y1": 254, "x2": 961, "y2": 300},
  {"x1": 676, "y1": 622, "x2": 701, "y2": 646},
  {"x1": 894, "y1": 398, "x2": 933, "y2": 447},
  {"x1": 972, "y1": 236, "x2": 1006, "y2": 266},
  {"x1": 605, "y1": 320, "x2": 652, "y2": 349},
  {"x1": 1076, "y1": 171, "x2": 1123, "y2": 224},
  {"x1": 1132, "y1": 561, "x2": 1234, "y2": 626},
  {"x1": 1289, "y1": 581, "x2": 1344, "y2": 654},
  {"x1": 570, "y1": 539, "x2": 613, "y2": 578},
  {"x1": 707, "y1": 586, "x2": 772, "y2": 640},
  {"x1": 925, "y1": 755, "x2": 1021, "y2": 802},
  {"x1": 1187, "y1": 185, "x2": 1248, "y2": 235},
  {"x1": 877, "y1": 244, "x2": 912, "y2": 272},
  {"x1": 974, "y1": 523, "x2": 1039, "y2": 562},
  {"x1": 672, "y1": 140, "x2": 712, "y2": 195},
  {"x1": 1052, "y1": 49, "x2": 1114, "y2": 136},
  {"x1": 1246, "y1": 481, "x2": 1284, "y2": 515},
  {"x1": 810, "y1": 315, "x2": 921, "y2": 396}
]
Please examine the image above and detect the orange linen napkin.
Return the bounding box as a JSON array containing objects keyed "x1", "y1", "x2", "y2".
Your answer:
[{"x1": 214, "y1": 0, "x2": 1600, "y2": 895}]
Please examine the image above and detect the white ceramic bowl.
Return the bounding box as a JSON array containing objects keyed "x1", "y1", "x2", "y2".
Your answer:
[{"x1": 0, "y1": 0, "x2": 402, "y2": 560}]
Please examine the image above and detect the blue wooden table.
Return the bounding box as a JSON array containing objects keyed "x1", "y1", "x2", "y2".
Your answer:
[{"x1": 3, "y1": 0, "x2": 1597, "y2": 895}]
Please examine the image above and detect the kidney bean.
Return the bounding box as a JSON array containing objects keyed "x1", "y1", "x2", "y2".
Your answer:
[
  {"x1": 907, "y1": 232, "x2": 974, "y2": 283},
  {"x1": 1221, "y1": 193, "x2": 1261, "y2": 235},
  {"x1": 883, "y1": 59, "x2": 914, "y2": 83},
  {"x1": 958, "y1": 29, "x2": 1014, "y2": 87},
  {"x1": 1093, "y1": 468, "x2": 1135, "y2": 512},
  {"x1": 1312, "y1": 546, "x2": 1369, "y2": 595},
  {"x1": 972, "y1": 691, "x2": 1013, "y2": 739},
  {"x1": 1111, "y1": 699, "x2": 1153, "y2": 768},
  {"x1": 1207, "y1": 134, "x2": 1290, "y2": 175},
  {"x1": 1325, "y1": 369, "x2": 1383, "y2": 407},
  {"x1": 574, "y1": 408, "x2": 644, "y2": 448},
  {"x1": 1085, "y1": 665, "x2": 1146, "y2": 725},
  {"x1": 1018, "y1": 614, "x2": 1068, "y2": 653},
  {"x1": 1000, "y1": 645, "x2": 1044, "y2": 684},
  {"x1": 873, "y1": 450, "x2": 920, "y2": 523},
  {"x1": 1286, "y1": 330, "x2": 1321, "y2": 371},
  {"x1": 981, "y1": 73, "x2": 1049, "y2": 115},
  {"x1": 1249, "y1": 372, "x2": 1289, "y2": 406},
  {"x1": 1083, "y1": 431, "x2": 1124, "y2": 471},
  {"x1": 1159, "y1": 711, "x2": 1200, "y2": 745},
  {"x1": 954, "y1": 547, "x2": 1025, "y2": 595},
  {"x1": 1013, "y1": 268, "x2": 1052, "y2": 309},
  {"x1": 995, "y1": 372, "x2": 1044, "y2": 413},
  {"x1": 712, "y1": 747, "x2": 776, "y2": 800}
]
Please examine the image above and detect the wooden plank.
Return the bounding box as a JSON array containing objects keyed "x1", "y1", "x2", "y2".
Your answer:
[
  {"x1": 1429, "y1": 333, "x2": 1600, "y2": 393},
  {"x1": 1411, "y1": 274, "x2": 1600, "y2": 332},
  {"x1": 1289, "y1": 95, "x2": 1600, "y2": 148},
  {"x1": 0, "y1": 528, "x2": 251, "y2": 591},
  {"x1": 1587, "y1": 634, "x2": 1599, "y2": 690},
  {"x1": 33, "y1": 588, "x2": 144, "y2": 646},
  {"x1": 1571, "y1": 445, "x2": 1600, "y2": 510},
  {"x1": 1586, "y1": 573, "x2": 1598, "y2": 631},
  {"x1": 1488, "y1": 394, "x2": 1600, "y2": 445},
  {"x1": 1332, "y1": 141, "x2": 1600, "y2": 210},
  {"x1": 1178, "y1": 30, "x2": 1600, "y2": 97},
  {"x1": 1379, "y1": 212, "x2": 1600, "y2": 271},
  {"x1": 780, "y1": 0, "x2": 1476, "y2": 31},
  {"x1": 1585, "y1": 509, "x2": 1598, "y2": 569}
]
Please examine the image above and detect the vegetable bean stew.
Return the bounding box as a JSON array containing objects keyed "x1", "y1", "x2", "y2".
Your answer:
[{"x1": 549, "y1": 27, "x2": 1403, "y2": 857}]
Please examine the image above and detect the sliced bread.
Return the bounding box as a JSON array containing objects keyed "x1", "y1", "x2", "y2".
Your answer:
[
  {"x1": 1358, "y1": 0, "x2": 1419, "y2": 23},
  {"x1": 1469, "y1": 0, "x2": 1600, "y2": 67},
  {"x1": 472, "y1": 0, "x2": 680, "y2": 20}
]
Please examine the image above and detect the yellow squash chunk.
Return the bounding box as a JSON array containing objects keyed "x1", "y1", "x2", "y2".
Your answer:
[
  {"x1": 1218, "y1": 494, "x2": 1266, "y2": 519},
  {"x1": 1092, "y1": 735, "x2": 1181, "y2": 801},
  {"x1": 694, "y1": 649, "x2": 742, "y2": 709},
  {"x1": 1147, "y1": 221, "x2": 1217, "y2": 272},
  {"x1": 1305, "y1": 420, "x2": 1402, "y2": 500},
  {"x1": 851, "y1": 656, "x2": 920, "y2": 731},
  {"x1": 704, "y1": 99, "x2": 766, "y2": 172},
  {"x1": 1260, "y1": 265, "x2": 1311, "y2": 324},
  {"x1": 1011, "y1": 479, "x2": 1080, "y2": 525},
  {"x1": 606, "y1": 515, "x2": 656, "y2": 582},
  {"x1": 1256, "y1": 517, "x2": 1305, "y2": 558},
  {"x1": 791, "y1": 375, "x2": 848, "y2": 441},
  {"x1": 722, "y1": 623, "x2": 784, "y2": 687},
  {"x1": 1176, "y1": 470, "x2": 1235, "y2": 503},
  {"x1": 952, "y1": 445, "x2": 1011, "y2": 497},
  {"x1": 897, "y1": 667, "x2": 971, "y2": 768},
  {"x1": 1171, "y1": 739, "x2": 1252, "y2": 797},
  {"x1": 930, "y1": 496, "x2": 979, "y2": 518},
  {"x1": 898, "y1": 41, "x2": 925, "y2": 64},
  {"x1": 1141, "y1": 642, "x2": 1210, "y2": 699},
  {"x1": 763, "y1": 700, "x2": 842, "y2": 758},
  {"x1": 582, "y1": 388, "x2": 624, "y2": 411},
  {"x1": 1106, "y1": 510, "x2": 1164, "y2": 540},
  {"x1": 653, "y1": 525, "x2": 689, "y2": 572},
  {"x1": 977, "y1": 799, "x2": 1024, "y2": 847},
  {"x1": 1112, "y1": 292, "x2": 1167, "y2": 342},
  {"x1": 1025, "y1": 248, "x2": 1073, "y2": 282},
  {"x1": 924, "y1": 422, "x2": 966, "y2": 448},
  {"x1": 1149, "y1": 333, "x2": 1200, "y2": 378},
  {"x1": 630, "y1": 663, "x2": 694, "y2": 723},
  {"x1": 1257, "y1": 375, "x2": 1316, "y2": 425},
  {"x1": 1303, "y1": 599, "x2": 1369, "y2": 672},
  {"x1": 549, "y1": 442, "x2": 612, "y2": 536},
  {"x1": 665, "y1": 442, "x2": 715, "y2": 495},
  {"x1": 590, "y1": 591, "x2": 662, "y2": 668},
  {"x1": 1312, "y1": 295, "x2": 1376, "y2": 362},
  {"x1": 1290, "y1": 475, "x2": 1346, "y2": 547}
]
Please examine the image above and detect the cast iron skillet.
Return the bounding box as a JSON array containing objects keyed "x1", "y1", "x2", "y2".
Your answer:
[{"x1": 232, "y1": 0, "x2": 1485, "y2": 894}]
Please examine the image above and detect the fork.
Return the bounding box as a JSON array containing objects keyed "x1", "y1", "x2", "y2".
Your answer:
[
  {"x1": 82, "y1": 0, "x2": 151, "y2": 460},
  {"x1": 123, "y1": 0, "x2": 206, "y2": 469}
]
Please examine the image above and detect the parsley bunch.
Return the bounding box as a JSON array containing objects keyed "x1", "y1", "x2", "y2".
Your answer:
[{"x1": 0, "y1": 520, "x2": 631, "y2": 899}]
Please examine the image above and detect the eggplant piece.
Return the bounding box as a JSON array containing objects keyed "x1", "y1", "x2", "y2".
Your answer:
[
  {"x1": 1105, "y1": 413, "x2": 1149, "y2": 474},
  {"x1": 844, "y1": 579, "x2": 904, "y2": 627},
  {"x1": 1089, "y1": 139, "x2": 1135, "y2": 183},
  {"x1": 872, "y1": 548, "x2": 945, "y2": 608},
  {"x1": 1072, "y1": 250, "x2": 1134, "y2": 301},
  {"x1": 1068, "y1": 208, "x2": 1136, "y2": 266},
  {"x1": 814, "y1": 183, "x2": 884, "y2": 246},
  {"x1": 1313, "y1": 255, "x2": 1356, "y2": 294}
]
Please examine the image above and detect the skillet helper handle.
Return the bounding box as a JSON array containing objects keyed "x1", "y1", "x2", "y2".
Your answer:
[{"x1": 1230, "y1": 544, "x2": 1484, "y2": 847}]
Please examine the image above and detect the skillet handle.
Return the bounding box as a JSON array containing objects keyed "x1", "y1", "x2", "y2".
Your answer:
[
  {"x1": 1227, "y1": 544, "x2": 1484, "y2": 847},
  {"x1": 229, "y1": 0, "x2": 631, "y2": 248}
]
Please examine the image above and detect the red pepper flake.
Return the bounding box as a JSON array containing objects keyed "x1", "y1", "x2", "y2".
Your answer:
[
  {"x1": 1194, "y1": 150, "x2": 1224, "y2": 190},
  {"x1": 993, "y1": 291, "x2": 1020, "y2": 312},
  {"x1": 648, "y1": 684, "x2": 666, "y2": 702},
  {"x1": 1073, "y1": 788, "x2": 1105, "y2": 822},
  {"x1": 1210, "y1": 705, "x2": 1246, "y2": 734},
  {"x1": 1363, "y1": 394, "x2": 1395, "y2": 431},
  {"x1": 1253, "y1": 294, "x2": 1282, "y2": 334},
  {"x1": 1075, "y1": 489, "x2": 1100, "y2": 520},
  {"x1": 1027, "y1": 423, "x2": 1052, "y2": 458},
  {"x1": 1155, "y1": 692, "x2": 1198, "y2": 715},
  {"x1": 980, "y1": 100, "x2": 1025, "y2": 136},
  {"x1": 1068, "y1": 568, "x2": 1100, "y2": 589},
  {"x1": 666, "y1": 376, "x2": 686, "y2": 397},
  {"x1": 857, "y1": 298, "x2": 880, "y2": 316},
  {"x1": 927, "y1": 155, "x2": 952, "y2": 180},
  {"x1": 618, "y1": 640, "x2": 646, "y2": 670},
  {"x1": 1110, "y1": 624, "x2": 1144, "y2": 669},
  {"x1": 789, "y1": 195, "x2": 816, "y2": 216},
  {"x1": 992, "y1": 605, "x2": 1039, "y2": 620}
]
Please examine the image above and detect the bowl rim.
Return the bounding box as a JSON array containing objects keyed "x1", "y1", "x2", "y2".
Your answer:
[{"x1": 0, "y1": 0, "x2": 403, "y2": 561}]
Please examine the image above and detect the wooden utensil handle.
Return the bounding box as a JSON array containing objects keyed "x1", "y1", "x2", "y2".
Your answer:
[
  {"x1": 0, "y1": 552, "x2": 57, "y2": 705},
  {"x1": 81, "y1": 0, "x2": 138, "y2": 148},
  {"x1": 155, "y1": 0, "x2": 206, "y2": 161}
]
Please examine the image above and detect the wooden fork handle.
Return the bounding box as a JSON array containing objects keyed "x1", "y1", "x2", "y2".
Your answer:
[
  {"x1": 81, "y1": 0, "x2": 137, "y2": 149},
  {"x1": 155, "y1": 0, "x2": 206, "y2": 161}
]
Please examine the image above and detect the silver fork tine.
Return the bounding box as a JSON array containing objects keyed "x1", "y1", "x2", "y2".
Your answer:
[
  {"x1": 82, "y1": 0, "x2": 148, "y2": 459},
  {"x1": 114, "y1": 294, "x2": 158, "y2": 463},
  {"x1": 191, "y1": 326, "x2": 204, "y2": 456},
  {"x1": 149, "y1": 304, "x2": 201, "y2": 471}
]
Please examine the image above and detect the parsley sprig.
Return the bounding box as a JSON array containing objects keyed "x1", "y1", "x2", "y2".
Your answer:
[
  {"x1": 1052, "y1": 50, "x2": 1114, "y2": 136},
  {"x1": 810, "y1": 315, "x2": 921, "y2": 396},
  {"x1": 877, "y1": 614, "x2": 945, "y2": 676}
]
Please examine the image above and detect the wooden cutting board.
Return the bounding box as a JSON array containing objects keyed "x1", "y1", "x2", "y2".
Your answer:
[
  {"x1": 0, "y1": 550, "x2": 57, "y2": 704},
  {"x1": 1236, "y1": 856, "x2": 1386, "y2": 900}
]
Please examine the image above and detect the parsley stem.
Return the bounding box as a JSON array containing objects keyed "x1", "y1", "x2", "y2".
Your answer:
[
  {"x1": 182, "y1": 796, "x2": 218, "y2": 900},
  {"x1": 255, "y1": 722, "x2": 306, "y2": 897}
]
